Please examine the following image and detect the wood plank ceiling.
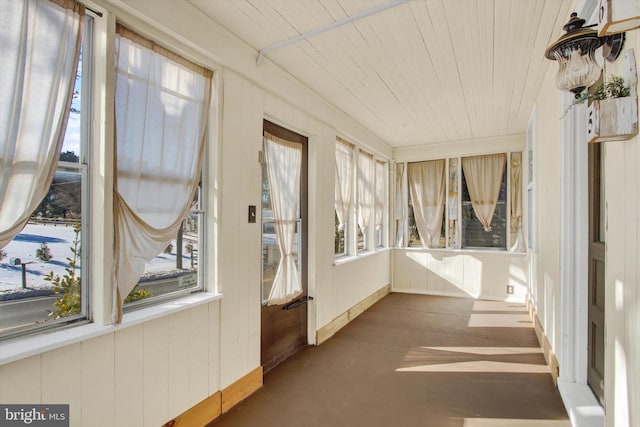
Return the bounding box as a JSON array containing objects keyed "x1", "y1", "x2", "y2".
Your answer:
[{"x1": 188, "y1": 0, "x2": 575, "y2": 148}]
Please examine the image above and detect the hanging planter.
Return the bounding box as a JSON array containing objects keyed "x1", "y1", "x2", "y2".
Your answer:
[{"x1": 586, "y1": 50, "x2": 638, "y2": 143}]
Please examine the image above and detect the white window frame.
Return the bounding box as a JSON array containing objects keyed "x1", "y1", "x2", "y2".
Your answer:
[
  {"x1": 333, "y1": 138, "x2": 353, "y2": 258},
  {"x1": 116, "y1": 26, "x2": 209, "y2": 311},
  {"x1": 526, "y1": 108, "x2": 537, "y2": 251},
  {"x1": 335, "y1": 139, "x2": 389, "y2": 261},
  {"x1": 0, "y1": 12, "x2": 94, "y2": 340},
  {"x1": 403, "y1": 152, "x2": 523, "y2": 251},
  {"x1": 374, "y1": 159, "x2": 388, "y2": 249},
  {"x1": 459, "y1": 154, "x2": 509, "y2": 250}
]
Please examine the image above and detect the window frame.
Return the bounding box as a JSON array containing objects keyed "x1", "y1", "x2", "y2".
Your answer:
[
  {"x1": 334, "y1": 139, "x2": 389, "y2": 260},
  {"x1": 116, "y1": 25, "x2": 209, "y2": 312},
  {"x1": 526, "y1": 108, "x2": 537, "y2": 251},
  {"x1": 403, "y1": 152, "x2": 522, "y2": 252},
  {"x1": 333, "y1": 138, "x2": 353, "y2": 258},
  {"x1": 374, "y1": 159, "x2": 387, "y2": 249},
  {"x1": 406, "y1": 160, "x2": 447, "y2": 248},
  {"x1": 460, "y1": 156, "x2": 508, "y2": 250},
  {"x1": 0, "y1": 12, "x2": 94, "y2": 340}
]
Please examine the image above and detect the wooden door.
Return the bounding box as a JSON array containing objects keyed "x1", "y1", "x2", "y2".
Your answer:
[
  {"x1": 588, "y1": 142, "x2": 605, "y2": 405},
  {"x1": 260, "y1": 120, "x2": 308, "y2": 373}
]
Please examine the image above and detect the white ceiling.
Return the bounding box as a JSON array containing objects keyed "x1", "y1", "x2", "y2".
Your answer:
[{"x1": 188, "y1": 0, "x2": 575, "y2": 148}]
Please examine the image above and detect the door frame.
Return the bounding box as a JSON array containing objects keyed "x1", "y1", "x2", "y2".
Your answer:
[
  {"x1": 558, "y1": 92, "x2": 605, "y2": 423},
  {"x1": 260, "y1": 119, "x2": 309, "y2": 373}
]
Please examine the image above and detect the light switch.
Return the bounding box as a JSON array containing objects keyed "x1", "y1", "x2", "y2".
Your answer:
[{"x1": 248, "y1": 205, "x2": 256, "y2": 223}]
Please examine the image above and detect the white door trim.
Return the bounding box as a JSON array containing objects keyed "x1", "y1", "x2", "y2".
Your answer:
[{"x1": 559, "y1": 92, "x2": 605, "y2": 427}]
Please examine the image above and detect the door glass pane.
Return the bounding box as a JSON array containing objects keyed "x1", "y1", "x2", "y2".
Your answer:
[{"x1": 261, "y1": 149, "x2": 301, "y2": 305}]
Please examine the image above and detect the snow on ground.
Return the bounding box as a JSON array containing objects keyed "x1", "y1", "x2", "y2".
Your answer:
[{"x1": 0, "y1": 223, "x2": 190, "y2": 297}]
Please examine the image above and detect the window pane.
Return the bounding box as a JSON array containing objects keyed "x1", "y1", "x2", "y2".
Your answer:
[
  {"x1": 1, "y1": 15, "x2": 91, "y2": 338},
  {"x1": 1, "y1": 172, "x2": 84, "y2": 334},
  {"x1": 357, "y1": 226, "x2": 366, "y2": 251},
  {"x1": 461, "y1": 163, "x2": 507, "y2": 249},
  {"x1": 407, "y1": 196, "x2": 421, "y2": 246},
  {"x1": 128, "y1": 189, "x2": 203, "y2": 306},
  {"x1": 334, "y1": 211, "x2": 345, "y2": 255},
  {"x1": 448, "y1": 158, "x2": 460, "y2": 249}
]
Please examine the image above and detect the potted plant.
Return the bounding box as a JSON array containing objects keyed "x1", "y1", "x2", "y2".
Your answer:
[{"x1": 586, "y1": 54, "x2": 638, "y2": 143}]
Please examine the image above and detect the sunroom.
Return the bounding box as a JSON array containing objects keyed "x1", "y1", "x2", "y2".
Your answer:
[{"x1": 1, "y1": 1, "x2": 639, "y2": 426}]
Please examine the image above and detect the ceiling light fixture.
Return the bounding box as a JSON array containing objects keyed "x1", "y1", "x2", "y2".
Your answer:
[{"x1": 545, "y1": 12, "x2": 625, "y2": 97}]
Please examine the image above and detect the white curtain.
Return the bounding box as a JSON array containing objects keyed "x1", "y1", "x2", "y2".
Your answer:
[
  {"x1": 264, "y1": 133, "x2": 303, "y2": 306},
  {"x1": 113, "y1": 25, "x2": 212, "y2": 323},
  {"x1": 408, "y1": 160, "x2": 446, "y2": 247},
  {"x1": 0, "y1": 0, "x2": 84, "y2": 249},
  {"x1": 510, "y1": 152, "x2": 525, "y2": 252},
  {"x1": 334, "y1": 139, "x2": 353, "y2": 231},
  {"x1": 461, "y1": 154, "x2": 506, "y2": 232},
  {"x1": 357, "y1": 151, "x2": 374, "y2": 239},
  {"x1": 375, "y1": 160, "x2": 385, "y2": 235},
  {"x1": 395, "y1": 163, "x2": 406, "y2": 247}
]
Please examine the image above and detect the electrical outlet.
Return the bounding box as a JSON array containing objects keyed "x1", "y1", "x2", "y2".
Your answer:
[{"x1": 507, "y1": 285, "x2": 514, "y2": 295}]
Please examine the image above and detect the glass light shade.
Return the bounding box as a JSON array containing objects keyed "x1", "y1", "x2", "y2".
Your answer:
[
  {"x1": 552, "y1": 39, "x2": 602, "y2": 95},
  {"x1": 545, "y1": 13, "x2": 604, "y2": 97}
]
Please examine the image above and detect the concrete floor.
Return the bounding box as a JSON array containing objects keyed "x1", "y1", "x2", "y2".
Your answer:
[{"x1": 209, "y1": 293, "x2": 570, "y2": 427}]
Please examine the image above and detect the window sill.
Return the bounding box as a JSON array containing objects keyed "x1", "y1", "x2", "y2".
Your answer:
[
  {"x1": 0, "y1": 292, "x2": 223, "y2": 366},
  {"x1": 396, "y1": 247, "x2": 527, "y2": 256},
  {"x1": 333, "y1": 247, "x2": 391, "y2": 266}
]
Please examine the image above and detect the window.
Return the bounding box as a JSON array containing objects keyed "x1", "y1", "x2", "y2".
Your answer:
[
  {"x1": 1, "y1": 6, "x2": 92, "y2": 338},
  {"x1": 407, "y1": 160, "x2": 446, "y2": 248},
  {"x1": 334, "y1": 212, "x2": 345, "y2": 255},
  {"x1": 357, "y1": 150, "x2": 374, "y2": 253},
  {"x1": 334, "y1": 139, "x2": 353, "y2": 256},
  {"x1": 526, "y1": 110, "x2": 536, "y2": 250},
  {"x1": 403, "y1": 153, "x2": 520, "y2": 251},
  {"x1": 335, "y1": 139, "x2": 388, "y2": 257},
  {"x1": 114, "y1": 25, "x2": 211, "y2": 316},
  {"x1": 1, "y1": 5, "x2": 215, "y2": 339},
  {"x1": 126, "y1": 186, "x2": 204, "y2": 308},
  {"x1": 461, "y1": 154, "x2": 507, "y2": 249},
  {"x1": 374, "y1": 160, "x2": 386, "y2": 248}
]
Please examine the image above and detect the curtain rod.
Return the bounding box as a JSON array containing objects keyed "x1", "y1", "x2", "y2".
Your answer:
[
  {"x1": 256, "y1": 0, "x2": 409, "y2": 65},
  {"x1": 86, "y1": 5, "x2": 103, "y2": 17}
]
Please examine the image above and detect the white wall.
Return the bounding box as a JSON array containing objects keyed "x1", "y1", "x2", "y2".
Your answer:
[
  {"x1": 532, "y1": 27, "x2": 640, "y2": 427},
  {"x1": 393, "y1": 249, "x2": 527, "y2": 301},
  {"x1": 392, "y1": 135, "x2": 527, "y2": 302},
  {"x1": 601, "y1": 33, "x2": 640, "y2": 427},
  {"x1": 0, "y1": 302, "x2": 221, "y2": 427},
  {"x1": 529, "y1": 63, "x2": 564, "y2": 355}
]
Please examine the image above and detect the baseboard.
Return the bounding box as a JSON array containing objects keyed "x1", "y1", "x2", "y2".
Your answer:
[
  {"x1": 527, "y1": 301, "x2": 560, "y2": 385},
  {"x1": 316, "y1": 284, "x2": 390, "y2": 345},
  {"x1": 221, "y1": 366, "x2": 263, "y2": 413},
  {"x1": 162, "y1": 392, "x2": 221, "y2": 427},
  {"x1": 162, "y1": 366, "x2": 263, "y2": 427}
]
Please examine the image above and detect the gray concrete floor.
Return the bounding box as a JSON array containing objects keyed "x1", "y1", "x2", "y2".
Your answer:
[{"x1": 209, "y1": 293, "x2": 570, "y2": 427}]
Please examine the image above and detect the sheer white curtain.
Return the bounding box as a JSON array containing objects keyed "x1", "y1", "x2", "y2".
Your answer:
[
  {"x1": 375, "y1": 160, "x2": 385, "y2": 238},
  {"x1": 357, "y1": 151, "x2": 374, "y2": 242},
  {"x1": 510, "y1": 152, "x2": 525, "y2": 251},
  {"x1": 113, "y1": 25, "x2": 212, "y2": 322},
  {"x1": 264, "y1": 133, "x2": 303, "y2": 306},
  {"x1": 0, "y1": 0, "x2": 84, "y2": 249},
  {"x1": 334, "y1": 139, "x2": 353, "y2": 232},
  {"x1": 395, "y1": 163, "x2": 406, "y2": 247},
  {"x1": 408, "y1": 160, "x2": 446, "y2": 247},
  {"x1": 461, "y1": 154, "x2": 506, "y2": 232}
]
